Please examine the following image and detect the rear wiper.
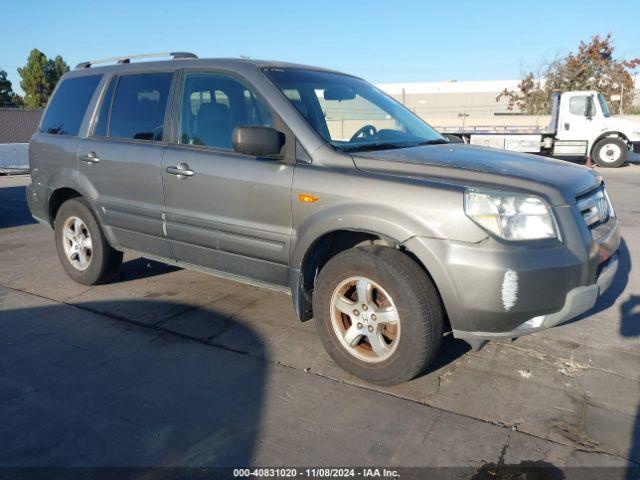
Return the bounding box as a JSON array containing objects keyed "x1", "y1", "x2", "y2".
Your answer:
[{"x1": 340, "y1": 142, "x2": 407, "y2": 153}]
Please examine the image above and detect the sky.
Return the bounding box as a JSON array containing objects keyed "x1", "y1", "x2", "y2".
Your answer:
[{"x1": 2, "y1": 0, "x2": 639, "y2": 95}]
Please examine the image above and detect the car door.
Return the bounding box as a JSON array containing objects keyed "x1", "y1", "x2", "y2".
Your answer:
[
  {"x1": 78, "y1": 71, "x2": 175, "y2": 258},
  {"x1": 162, "y1": 70, "x2": 295, "y2": 286},
  {"x1": 556, "y1": 93, "x2": 604, "y2": 143}
]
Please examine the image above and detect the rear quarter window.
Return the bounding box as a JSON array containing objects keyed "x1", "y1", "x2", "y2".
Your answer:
[{"x1": 39, "y1": 75, "x2": 102, "y2": 136}]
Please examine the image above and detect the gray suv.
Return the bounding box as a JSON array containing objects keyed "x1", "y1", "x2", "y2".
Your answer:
[{"x1": 27, "y1": 53, "x2": 620, "y2": 385}]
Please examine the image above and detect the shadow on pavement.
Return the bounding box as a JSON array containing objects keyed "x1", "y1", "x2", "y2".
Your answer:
[
  {"x1": 471, "y1": 459, "x2": 565, "y2": 479},
  {"x1": 621, "y1": 293, "x2": 640, "y2": 477},
  {"x1": 113, "y1": 258, "x2": 182, "y2": 283},
  {"x1": 568, "y1": 237, "x2": 631, "y2": 325},
  {"x1": 0, "y1": 299, "x2": 266, "y2": 468},
  {"x1": 0, "y1": 185, "x2": 37, "y2": 229},
  {"x1": 423, "y1": 334, "x2": 470, "y2": 376}
]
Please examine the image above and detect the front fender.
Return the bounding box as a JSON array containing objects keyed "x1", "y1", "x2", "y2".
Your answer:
[{"x1": 291, "y1": 202, "x2": 431, "y2": 268}]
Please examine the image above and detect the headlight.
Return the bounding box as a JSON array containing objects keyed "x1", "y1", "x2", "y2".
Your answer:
[{"x1": 464, "y1": 188, "x2": 558, "y2": 240}]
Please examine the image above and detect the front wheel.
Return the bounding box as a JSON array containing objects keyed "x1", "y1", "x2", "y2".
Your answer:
[
  {"x1": 313, "y1": 246, "x2": 443, "y2": 386},
  {"x1": 592, "y1": 137, "x2": 628, "y2": 168}
]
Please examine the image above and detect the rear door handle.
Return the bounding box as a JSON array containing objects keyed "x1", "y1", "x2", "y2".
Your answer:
[
  {"x1": 81, "y1": 152, "x2": 100, "y2": 163},
  {"x1": 166, "y1": 163, "x2": 194, "y2": 178}
]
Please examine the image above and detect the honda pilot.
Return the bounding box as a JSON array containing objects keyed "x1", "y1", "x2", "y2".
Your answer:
[{"x1": 27, "y1": 53, "x2": 620, "y2": 385}]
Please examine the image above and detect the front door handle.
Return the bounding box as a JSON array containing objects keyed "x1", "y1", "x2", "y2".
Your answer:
[
  {"x1": 81, "y1": 152, "x2": 100, "y2": 163},
  {"x1": 166, "y1": 163, "x2": 194, "y2": 178}
]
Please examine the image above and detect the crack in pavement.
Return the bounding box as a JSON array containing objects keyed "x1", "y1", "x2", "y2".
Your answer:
[
  {"x1": 1, "y1": 282, "x2": 638, "y2": 466},
  {"x1": 205, "y1": 294, "x2": 266, "y2": 342},
  {"x1": 486, "y1": 342, "x2": 640, "y2": 382}
]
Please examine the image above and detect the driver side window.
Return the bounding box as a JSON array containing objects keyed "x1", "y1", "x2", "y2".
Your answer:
[
  {"x1": 178, "y1": 72, "x2": 274, "y2": 149},
  {"x1": 569, "y1": 95, "x2": 593, "y2": 117}
]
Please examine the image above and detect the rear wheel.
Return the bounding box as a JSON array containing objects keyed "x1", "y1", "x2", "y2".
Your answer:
[
  {"x1": 592, "y1": 137, "x2": 627, "y2": 168},
  {"x1": 313, "y1": 246, "x2": 443, "y2": 385},
  {"x1": 54, "y1": 198, "x2": 122, "y2": 285}
]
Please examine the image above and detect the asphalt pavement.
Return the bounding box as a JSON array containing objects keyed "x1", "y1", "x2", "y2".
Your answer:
[{"x1": 0, "y1": 165, "x2": 639, "y2": 478}]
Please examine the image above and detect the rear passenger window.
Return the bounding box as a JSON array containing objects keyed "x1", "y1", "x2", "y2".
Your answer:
[
  {"x1": 109, "y1": 73, "x2": 172, "y2": 141},
  {"x1": 178, "y1": 72, "x2": 273, "y2": 149},
  {"x1": 40, "y1": 75, "x2": 101, "y2": 136}
]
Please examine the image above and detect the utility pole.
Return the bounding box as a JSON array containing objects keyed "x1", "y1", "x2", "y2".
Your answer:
[{"x1": 458, "y1": 112, "x2": 469, "y2": 130}]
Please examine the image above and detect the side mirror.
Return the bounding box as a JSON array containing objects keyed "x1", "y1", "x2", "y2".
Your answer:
[
  {"x1": 232, "y1": 126, "x2": 284, "y2": 157},
  {"x1": 585, "y1": 97, "x2": 595, "y2": 119}
]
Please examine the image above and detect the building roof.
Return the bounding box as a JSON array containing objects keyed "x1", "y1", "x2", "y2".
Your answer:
[
  {"x1": 376, "y1": 80, "x2": 523, "y2": 95},
  {"x1": 377, "y1": 77, "x2": 640, "y2": 95}
]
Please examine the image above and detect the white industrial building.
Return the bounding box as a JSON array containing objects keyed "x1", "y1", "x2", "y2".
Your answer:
[{"x1": 376, "y1": 78, "x2": 640, "y2": 128}]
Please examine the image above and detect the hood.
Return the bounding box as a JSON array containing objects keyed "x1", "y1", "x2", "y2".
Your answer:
[
  {"x1": 603, "y1": 117, "x2": 640, "y2": 141},
  {"x1": 352, "y1": 144, "x2": 601, "y2": 205}
]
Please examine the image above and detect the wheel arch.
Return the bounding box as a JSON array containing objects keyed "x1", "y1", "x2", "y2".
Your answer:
[
  {"x1": 290, "y1": 228, "x2": 394, "y2": 321},
  {"x1": 48, "y1": 187, "x2": 83, "y2": 226},
  {"x1": 47, "y1": 185, "x2": 119, "y2": 246},
  {"x1": 590, "y1": 131, "x2": 630, "y2": 154},
  {"x1": 290, "y1": 226, "x2": 450, "y2": 326}
]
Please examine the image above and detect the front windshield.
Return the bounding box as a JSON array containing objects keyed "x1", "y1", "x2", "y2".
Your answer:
[
  {"x1": 262, "y1": 68, "x2": 445, "y2": 151},
  {"x1": 598, "y1": 94, "x2": 612, "y2": 118}
]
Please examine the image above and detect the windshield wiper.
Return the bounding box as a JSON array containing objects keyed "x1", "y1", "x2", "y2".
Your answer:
[
  {"x1": 413, "y1": 139, "x2": 449, "y2": 146},
  {"x1": 339, "y1": 142, "x2": 409, "y2": 153}
]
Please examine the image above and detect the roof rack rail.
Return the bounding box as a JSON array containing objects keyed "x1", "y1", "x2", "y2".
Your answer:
[{"x1": 75, "y1": 52, "x2": 198, "y2": 69}]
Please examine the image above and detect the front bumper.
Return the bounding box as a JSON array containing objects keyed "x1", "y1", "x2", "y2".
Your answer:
[
  {"x1": 404, "y1": 212, "x2": 620, "y2": 341},
  {"x1": 451, "y1": 252, "x2": 618, "y2": 341}
]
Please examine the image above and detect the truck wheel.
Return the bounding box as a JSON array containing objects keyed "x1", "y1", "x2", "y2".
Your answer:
[
  {"x1": 313, "y1": 245, "x2": 443, "y2": 385},
  {"x1": 54, "y1": 198, "x2": 123, "y2": 285},
  {"x1": 592, "y1": 137, "x2": 627, "y2": 168}
]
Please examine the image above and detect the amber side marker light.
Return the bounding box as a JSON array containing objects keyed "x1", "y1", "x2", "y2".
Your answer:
[{"x1": 298, "y1": 194, "x2": 320, "y2": 203}]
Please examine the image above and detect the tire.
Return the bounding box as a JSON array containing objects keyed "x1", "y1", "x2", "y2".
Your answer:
[
  {"x1": 592, "y1": 137, "x2": 627, "y2": 168},
  {"x1": 313, "y1": 245, "x2": 443, "y2": 386},
  {"x1": 54, "y1": 198, "x2": 123, "y2": 285}
]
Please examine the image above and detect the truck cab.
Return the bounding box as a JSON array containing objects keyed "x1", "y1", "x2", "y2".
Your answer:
[{"x1": 555, "y1": 90, "x2": 640, "y2": 166}]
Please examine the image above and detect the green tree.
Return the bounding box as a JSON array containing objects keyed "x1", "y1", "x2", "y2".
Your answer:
[
  {"x1": 498, "y1": 34, "x2": 640, "y2": 115},
  {"x1": 18, "y1": 49, "x2": 69, "y2": 108},
  {"x1": 49, "y1": 55, "x2": 70, "y2": 86},
  {"x1": 0, "y1": 69, "x2": 23, "y2": 107}
]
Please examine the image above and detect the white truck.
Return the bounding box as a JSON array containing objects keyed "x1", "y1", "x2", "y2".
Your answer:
[{"x1": 438, "y1": 91, "x2": 640, "y2": 168}]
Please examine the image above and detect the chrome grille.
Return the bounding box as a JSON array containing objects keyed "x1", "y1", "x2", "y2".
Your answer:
[{"x1": 577, "y1": 187, "x2": 613, "y2": 228}]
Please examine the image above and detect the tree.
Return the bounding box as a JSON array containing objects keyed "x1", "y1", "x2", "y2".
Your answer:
[
  {"x1": 0, "y1": 69, "x2": 23, "y2": 107},
  {"x1": 18, "y1": 49, "x2": 69, "y2": 108},
  {"x1": 498, "y1": 34, "x2": 640, "y2": 115},
  {"x1": 50, "y1": 55, "x2": 69, "y2": 84}
]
